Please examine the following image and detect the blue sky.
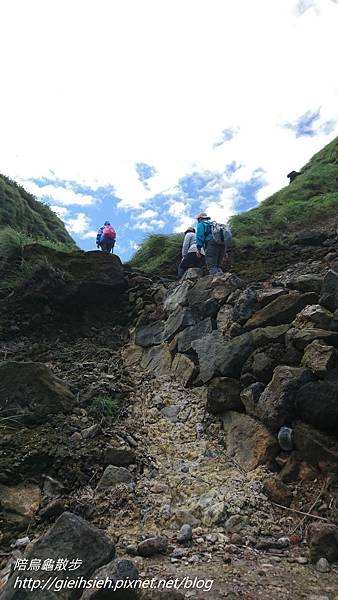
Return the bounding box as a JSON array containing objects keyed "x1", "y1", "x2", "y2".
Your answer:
[{"x1": 1, "y1": 0, "x2": 338, "y2": 260}]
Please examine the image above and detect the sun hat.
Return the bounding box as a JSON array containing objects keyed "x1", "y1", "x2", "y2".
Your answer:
[{"x1": 196, "y1": 212, "x2": 209, "y2": 220}]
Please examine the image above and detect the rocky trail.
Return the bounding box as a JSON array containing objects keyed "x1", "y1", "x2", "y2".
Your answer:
[{"x1": 1, "y1": 249, "x2": 338, "y2": 599}]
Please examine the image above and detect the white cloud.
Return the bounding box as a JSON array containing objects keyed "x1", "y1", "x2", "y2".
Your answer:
[
  {"x1": 50, "y1": 205, "x2": 69, "y2": 219},
  {"x1": 22, "y1": 181, "x2": 96, "y2": 206},
  {"x1": 134, "y1": 209, "x2": 158, "y2": 220},
  {"x1": 66, "y1": 213, "x2": 93, "y2": 237},
  {"x1": 0, "y1": 0, "x2": 337, "y2": 227},
  {"x1": 133, "y1": 218, "x2": 165, "y2": 231}
]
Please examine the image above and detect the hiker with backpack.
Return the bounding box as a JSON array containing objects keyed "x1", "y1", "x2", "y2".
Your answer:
[
  {"x1": 96, "y1": 221, "x2": 116, "y2": 253},
  {"x1": 177, "y1": 227, "x2": 206, "y2": 278},
  {"x1": 196, "y1": 212, "x2": 232, "y2": 274}
]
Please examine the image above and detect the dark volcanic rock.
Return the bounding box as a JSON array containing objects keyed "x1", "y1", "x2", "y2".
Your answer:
[
  {"x1": 163, "y1": 307, "x2": 195, "y2": 341},
  {"x1": 103, "y1": 446, "x2": 136, "y2": 467},
  {"x1": 177, "y1": 318, "x2": 213, "y2": 352},
  {"x1": 240, "y1": 382, "x2": 265, "y2": 417},
  {"x1": 301, "y1": 339, "x2": 336, "y2": 377},
  {"x1": 81, "y1": 559, "x2": 139, "y2": 599},
  {"x1": 286, "y1": 327, "x2": 338, "y2": 350},
  {"x1": 245, "y1": 292, "x2": 318, "y2": 330},
  {"x1": 0, "y1": 361, "x2": 74, "y2": 425},
  {"x1": 207, "y1": 377, "x2": 242, "y2": 414},
  {"x1": 320, "y1": 269, "x2": 338, "y2": 311},
  {"x1": 293, "y1": 422, "x2": 338, "y2": 472},
  {"x1": 135, "y1": 320, "x2": 165, "y2": 347},
  {"x1": 137, "y1": 535, "x2": 168, "y2": 557},
  {"x1": 256, "y1": 366, "x2": 315, "y2": 432},
  {"x1": 233, "y1": 287, "x2": 258, "y2": 324},
  {"x1": 295, "y1": 380, "x2": 338, "y2": 434},
  {"x1": 2, "y1": 512, "x2": 115, "y2": 599},
  {"x1": 307, "y1": 522, "x2": 338, "y2": 563}
]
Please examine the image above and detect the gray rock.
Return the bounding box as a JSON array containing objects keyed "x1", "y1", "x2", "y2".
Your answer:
[
  {"x1": 307, "y1": 522, "x2": 338, "y2": 562},
  {"x1": 177, "y1": 318, "x2": 213, "y2": 352},
  {"x1": 293, "y1": 422, "x2": 338, "y2": 471},
  {"x1": 137, "y1": 535, "x2": 168, "y2": 557},
  {"x1": 286, "y1": 327, "x2": 338, "y2": 351},
  {"x1": 141, "y1": 343, "x2": 172, "y2": 374},
  {"x1": 295, "y1": 380, "x2": 338, "y2": 434},
  {"x1": 82, "y1": 423, "x2": 100, "y2": 439},
  {"x1": 163, "y1": 307, "x2": 195, "y2": 341},
  {"x1": 293, "y1": 304, "x2": 333, "y2": 330},
  {"x1": 286, "y1": 274, "x2": 323, "y2": 294},
  {"x1": 233, "y1": 287, "x2": 258, "y2": 324},
  {"x1": 96, "y1": 465, "x2": 132, "y2": 490},
  {"x1": 192, "y1": 298, "x2": 220, "y2": 321},
  {"x1": 221, "y1": 411, "x2": 278, "y2": 470},
  {"x1": 187, "y1": 275, "x2": 213, "y2": 307},
  {"x1": 256, "y1": 366, "x2": 315, "y2": 432},
  {"x1": 103, "y1": 446, "x2": 136, "y2": 467},
  {"x1": 164, "y1": 280, "x2": 192, "y2": 312},
  {"x1": 207, "y1": 377, "x2": 242, "y2": 414},
  {"x1": 301, "y1": 339, "x2": 336, "y2": 377},
  {"x1": 225, "y1": 515, "x2": 245, "y2": 533},
  {"x1": 135, "y1": 320, "x2": 165, "y2": 347},
  {"x1": 256, "y1": 287, "x2": 288, "y2": 309},
  {"x1": 81, "y1": 558, "x2": 139, "y2": 599},
  {"x1": 171, "y1": 353, "x2": 196, "y2": 387},
  {"x1": 211, "y1": 272, "x2": 245, "y2": 304},
  {"x1": 177, "y1": 524, "x2": 193, "y2": 543},
  {"x1": 1, "y1": 512, "x2": 115, "y2": 600},
  {"x1": 218, "y1": 332, "x2": 255, "y2": 378},
  {"x1": 240, "y1": 382, "x2": 265, "y2": 417},
  {"x1": 0, "y1": 361, "x2": 74, "y2": 425},
  {"x1": 319, "y1": 269, "x2": 338, "y2": 311},
  {"x1": 161, "y1": 405, "x2": 181, "y2": 422},
  {"x1": 245, "y1": 292, "x2": 318, "y2": 329},
  {"x1": 216, "y1": 304, "x2": 235, "y2": 335},
  {"x1": 192, "y1": 330, "x2": 226, "y2": 383},
  {"x1": 315, "y1": 557, "x2": 331, "y2": 573}
]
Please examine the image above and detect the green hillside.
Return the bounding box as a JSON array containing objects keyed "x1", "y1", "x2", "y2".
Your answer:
[
  {"x1": 130, "y1": 135, "x2": 338, "y2": 273},
  {"x1": 0, "y1": 174, "x2": 76, "y2": 247}
]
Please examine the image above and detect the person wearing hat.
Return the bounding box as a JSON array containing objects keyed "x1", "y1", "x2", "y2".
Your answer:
[
  {"x1": 196, "y1": 212, "x2": 225, "y2": 274},
  {"x1": 96, "y1": 221, "x2": 117, "y2": 253},
  {"x1": 177, "y1": 226, "x2": 206, "y2": 278}
]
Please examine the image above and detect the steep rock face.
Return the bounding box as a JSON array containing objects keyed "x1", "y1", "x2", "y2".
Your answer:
[
  {"x1": 19, "y1": 246, "x2": 127, "y2": 306},
  {"x1": 0, "y1": 361, "x2": 74, "y2": 424}
]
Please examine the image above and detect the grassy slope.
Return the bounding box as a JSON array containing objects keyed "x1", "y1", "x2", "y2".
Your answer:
[
  {"x1": 130, "y1": 136, "x2": 338, "y2": 272},
  {"x1": 0, "y1": 174, "x2": 76, "y2": 247}
]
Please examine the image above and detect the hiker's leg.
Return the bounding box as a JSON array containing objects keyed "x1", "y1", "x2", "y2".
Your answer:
[
  {"x1": 177, "y1": 258, "x2": 186, "y2": 278},
  {"x1": 111, "y1": 241, "x2": 115, "y2": 254},
  {"x1": 217, "y1": 244, "x2": 226, "y2": 270},
  {"x1": 205, "y1": 240, "x2": 219, "y2": 274}
]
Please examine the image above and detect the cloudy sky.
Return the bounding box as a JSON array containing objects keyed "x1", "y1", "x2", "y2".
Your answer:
[{"x1": 1, "y1": 0, "x2": 338, "y2": 260}]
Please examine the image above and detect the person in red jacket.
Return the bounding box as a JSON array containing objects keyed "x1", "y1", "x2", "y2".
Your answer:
[{"x1": 96, "y1": 221, "x2": 116, "y2": 253}]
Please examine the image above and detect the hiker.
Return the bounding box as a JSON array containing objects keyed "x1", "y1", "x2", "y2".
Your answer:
[
  {"x1": 177, "y1": 227, "x2": 206, "y2": 278},
  {"x1": 196, "y1": 212, "x2": 232, "y2": 274},
  {"x1": 96, "y1": 221, "x2": 116, "y2": 253}
]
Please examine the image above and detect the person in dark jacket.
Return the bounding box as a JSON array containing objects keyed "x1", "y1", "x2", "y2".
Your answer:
[
  {"x1": 177, "y1": 227, "x2": 206, "y2": 278},
  {"x1": 96, "y1": 221, "x2": 116, "y2": 253},
  {"x1": 196, "y1": 212, "x2": 226, "y2": 274}
]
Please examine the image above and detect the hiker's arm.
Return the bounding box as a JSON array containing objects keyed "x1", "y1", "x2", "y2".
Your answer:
[{"x1": 196, "y1": 222, "x2": 204, "y2": 251}]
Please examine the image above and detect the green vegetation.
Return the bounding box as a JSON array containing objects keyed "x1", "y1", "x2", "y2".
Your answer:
[
  {"x1": 0, "y1": 174, "x2": 76, "y2": 247},
  {"x1": 89, "y1": 395, "x2": 121, "y2": 420},
  {"x1": 129, "y1": 233, "x2": 183, "y2": 273},
  {"x1": 0, "y1": 227, "x2": 75, "y2": 294},
  {"x1": 130, "y1": 136, "x2": 338, "y2": 271}
]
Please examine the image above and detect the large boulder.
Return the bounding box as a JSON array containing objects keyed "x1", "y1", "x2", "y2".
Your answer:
[
  {"x1": 293, "y1": 422, "x2": 338, "y2": 472},
  {"x1": 176, "y1": 318, "x2": 213, "y2": 352},
  {"x1": 2, "y1": 512, "x2": 115, "y2": 599},
  {"x1": 286, "y1": 327, "x2": 338, "y2": 351},
  {"x1": 256, "y1": 287, "x2": 287, "y2": 309},
  {"x1": 164, "y1": 280, "x2": 192, "y2": 312},
  {"x1": 286, "y1": 274, "x2": 323, "y2": 294},
  {"x1": 221, "y1": 411, "x2": 279, "y2": 471},
  {"x1": 292, "y1": 304, "x2": 333, "y2": 330},
  {"x1": 245, "y1": 292, "x2": 318, "y2": 330},
  {"x1": 232, "y1": 288, "x2": 258, "y2": 324},
  {"x1": 187, "y1": 276, "x2": 213, "y2": 307},
  {"x1": 217, "y1": 332, "x2": 255, "y2": 379},
  {"x1": 141, "y1": 343, "x2": 172, "y2": 374},
  {"x1": 135, "y1": 320, "x2": 165, "y2": 347},
  {"x1": 81, "y1": 559, "x2": 139, "y2": 599},
  {"x1": 211, "y1": 272, "x2": 245, "y2": 304},
  {"x1": 96, "y1": 466, "x2": 133, "y2": 490},
  {"x1": 319, "y1": 269, "x2": 338, "y2": 311},
  {"x1": 295, "y1": 380, "x2": 338, "y2": 434},
  {"x1": 240, "y1": 382, "x2": 265, "y2": 417},
  {"x1": 256, "y1": 366, "x2": 315, "y2": 432},
  {"x1": 207, "y1": 377, "x2": 242, "y2": 414},
  {"x1": 307, "y1": 522, "x2": 338, "y2": 563},
  {"x1": 163, "y1": 307, "x2": 195, "y2": 341},
  {"x1": 170, "y1": 353, "x2": 196, "y2": 387},
  {"x1": 216, "y1": 304, "x2": 235, "y2": 335},
  {"x1": 301, "y1": 339, "x2": 336, "y2": 377},
  {"x1": 0, "y1": 361, "x2": 74, "y2": 425}
]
